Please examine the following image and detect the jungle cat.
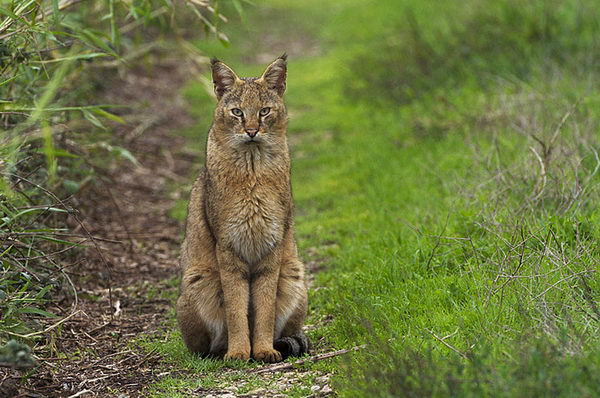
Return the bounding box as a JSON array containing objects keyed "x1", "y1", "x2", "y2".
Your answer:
[{"x1": 176, "y1": 54, "x2": 309, "y2": 363}]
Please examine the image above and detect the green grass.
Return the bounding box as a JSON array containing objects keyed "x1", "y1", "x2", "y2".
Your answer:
[{"x1": 151, "y1": 0, "x2": 600, "y2": 396}]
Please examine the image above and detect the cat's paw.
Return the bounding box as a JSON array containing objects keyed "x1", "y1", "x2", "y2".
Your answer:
[
  {"x1": 253, "y1": 348, "x2": 282, "y2": 363},
  {"x1": 224, "y1": 349, "x2": 251, "y2": 361}
]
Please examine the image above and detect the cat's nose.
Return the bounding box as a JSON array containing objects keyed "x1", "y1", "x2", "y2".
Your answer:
[{"x1": 245, "y1": 128, "x2": 259, "y2": 138}]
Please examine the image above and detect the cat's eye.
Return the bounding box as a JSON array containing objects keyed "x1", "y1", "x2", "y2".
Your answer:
[
  {"x1": 231, "y1": 108, "x2": 243, "y2": 117},
  {"x1": 259, "y1": 107, "x2": 271, "y2": 116}
]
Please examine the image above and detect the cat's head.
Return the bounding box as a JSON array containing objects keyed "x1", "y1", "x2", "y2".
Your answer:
[{"x1": 210, "y1": 54, "x2": 288, "y2": 147}]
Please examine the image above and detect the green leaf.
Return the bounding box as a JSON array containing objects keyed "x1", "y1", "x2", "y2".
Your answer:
[
  {"x1": 112, "y1": 146, "x2": 140, "y2": 166},
  {"x1": 17, "y1": 307, "x2": 58, "y2": 318},
  {"x1": 78, "y1": 29, "x2": 118, "y2": 57},
  {"x1": 82, "y1": 109, "x2": 106, "y2": 129},
  {"x1": 51, "y1": 0, "x2": 60, "y2": 26},
  {"x1": 36, "y1": 236, "x2": 81, "y2": 246},
  {"x1": 0, "y1": 75, "x2": 20, "y2": 88},
  {"x1": 0, "y1": 7, "x2": 33, "y2": 28},
  {"x1": 33, "y1": 53, "x2": 109, "y2": 64},
  {"x1": 231, "y1": 0, "x2": 245, "y2": 20},
  {"x1": 109, "y1": 0, "x2": 121, "y2": 50},
  {"x1": 35, "y1": 285, "x2": 54, "y2": 300},
  {"x1": 51, "y1": 149, "x2": 79, "y2": 158},
  {"x1": 91, "y1": 108, "x2": 126, "y2": 124},
  {"x1": 0, "y1": 207, "x2": 69, "y2": 228},
  {"x1": 218, "y1": 32, "x2": 230, "y2": 47}
]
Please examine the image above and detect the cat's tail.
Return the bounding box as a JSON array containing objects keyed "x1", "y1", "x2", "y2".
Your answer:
[{"x1": 273, "y1": 332, "x2": 310, "y2": 360}]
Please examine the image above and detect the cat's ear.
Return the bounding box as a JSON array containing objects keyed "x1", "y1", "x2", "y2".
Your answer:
[
  {"x1": 259, "y1": 53, "x2": 287, "y2": 96},
  {"x1": 211, "y1": 58, "x2": 240, "y2": 100}
]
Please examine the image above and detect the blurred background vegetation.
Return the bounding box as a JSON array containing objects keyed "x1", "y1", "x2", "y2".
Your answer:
[{"x1": 2, "y1": 0, "x2": 600, "y2": 396}]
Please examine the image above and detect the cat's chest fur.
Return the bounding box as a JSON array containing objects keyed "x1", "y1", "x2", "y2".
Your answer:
[
  {"x1": 224, "y1": 184, "x2": 286, "y2": 264},
  {"x1": 208, "y1": 166, "x2": 289, "y2": 265}
]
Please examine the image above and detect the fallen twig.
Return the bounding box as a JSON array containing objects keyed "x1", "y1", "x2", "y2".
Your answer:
[
  {"x1": 88, "y1": 321, "x2": 111, "y2": 335},
  {"x1": 133, "y1": 348, "x2": 160, "y2": 369},
  {"x1": 7, "y1": 310, "x2": 83, "y2": 339},
  {"x1": 250, "y1": 344, "x2": 366, "y2": 374},
  {"x1": 67, "y1": 389, "x2": 93, "y2": 398},
  {"x1": 425, "y1": 328, "x2": 468, "y2": 359}
]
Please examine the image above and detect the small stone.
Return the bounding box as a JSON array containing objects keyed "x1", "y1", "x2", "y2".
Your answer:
[
  {"x1": 321, "y1": 385, "x2": 333, "y2": 394},
  {"x1": 311, "y1": 385, "x2": 321, "y2": 392},
  {"x1": 315, "y1": 376, "x2": 329, "y2": 384}
]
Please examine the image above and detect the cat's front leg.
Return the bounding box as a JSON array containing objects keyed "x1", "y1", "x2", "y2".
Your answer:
[
  {"x1": 217, "y1": 245, "x2": 251, "y2": 361},
  {"x1": 251, "y1": 248, "x2": 282, "y2": 363}
]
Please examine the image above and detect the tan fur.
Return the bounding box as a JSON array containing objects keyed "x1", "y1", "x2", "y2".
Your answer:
[{"x1": 176, "y1": 55, "x2": 307, "y2": 363}]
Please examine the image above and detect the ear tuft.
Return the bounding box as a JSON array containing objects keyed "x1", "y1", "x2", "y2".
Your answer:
[
  {"x1": 211, "y1": 58, "x2": 239, "y2": 100},
  {"x1": 260, "y1": 54, "x2": 287, "y2": 96}
]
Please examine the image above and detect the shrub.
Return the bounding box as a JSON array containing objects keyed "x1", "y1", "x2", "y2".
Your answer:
[{"x1": 344, "y1": 0, "x2": 600, "y2": 104}]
